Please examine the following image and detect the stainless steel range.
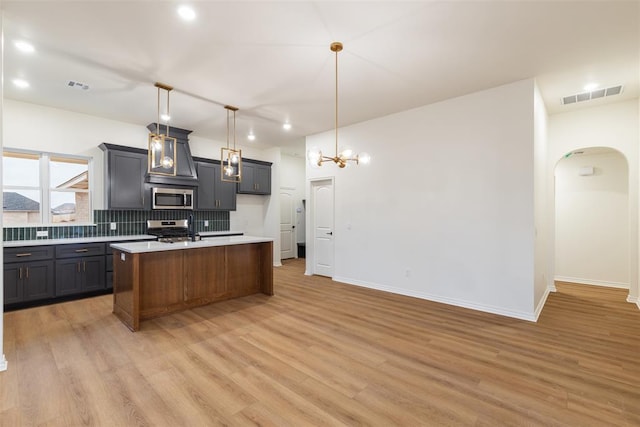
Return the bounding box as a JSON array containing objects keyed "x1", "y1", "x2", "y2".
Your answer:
[{"x1": 146, "y1": 219, "x2": 195, "y2": 243}]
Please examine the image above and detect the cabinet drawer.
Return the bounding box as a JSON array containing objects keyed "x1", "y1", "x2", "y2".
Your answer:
[
  {"x1": 3, "y1": 246, "x2": 54, "y2": 263},
  {"x1": 56, "y1": 243, "x2": 105, "y2": 258}
]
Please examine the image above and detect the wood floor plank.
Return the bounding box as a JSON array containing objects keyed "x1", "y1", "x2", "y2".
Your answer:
[{"x1": 1, "y1": 259, "x2": 639, "y2": 425}]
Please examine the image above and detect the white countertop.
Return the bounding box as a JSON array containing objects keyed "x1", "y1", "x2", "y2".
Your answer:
[
  {"x1": 198, "y1": 230, "x2": 244, "y2": 237},
  {"x1": 111, "y1": 235, "x2": 273, "y2": 254},
  {"x1": 3, "y1": 234, "x2": 157, "y2": 248}
]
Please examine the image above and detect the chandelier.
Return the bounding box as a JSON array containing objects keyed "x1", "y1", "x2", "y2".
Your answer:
[
  {"x1": 148, "y1": 82, "x2": 177, "y2": 176},
  {"x1": 308, "y1": 42, "x2": 370, "y2": 168},
  {"x1": 221, "y1": 105, "x2": 242, "y2": 183}
]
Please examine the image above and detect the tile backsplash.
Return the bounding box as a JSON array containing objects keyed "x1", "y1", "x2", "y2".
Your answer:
[{"x1": 3, "y1": 209, "x2": 230, "y2": 241}]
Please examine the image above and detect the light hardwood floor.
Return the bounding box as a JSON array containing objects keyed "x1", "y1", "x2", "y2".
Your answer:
[{"x1": 1, "y1": 259, "x2": 639, "y2": 426}]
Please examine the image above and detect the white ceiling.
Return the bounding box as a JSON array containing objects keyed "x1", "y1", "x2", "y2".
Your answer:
[{"x1": 3, "y1": 1, "x2": 638, "y2": 156}]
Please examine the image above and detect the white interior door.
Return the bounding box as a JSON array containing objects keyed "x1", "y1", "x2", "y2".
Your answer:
[
  {"x1": 312, "y1": 179, "x2": 334, "y2": 277},
  {"x1": 280, "y1": 189, "x2": 295, "y2": 260}
]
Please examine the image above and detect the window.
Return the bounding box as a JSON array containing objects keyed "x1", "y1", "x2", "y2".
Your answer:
[{"x1": 3, "y1": 149, "x2": 92, "y2": 225}]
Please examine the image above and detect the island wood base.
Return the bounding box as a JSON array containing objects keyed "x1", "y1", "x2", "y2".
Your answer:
[{"x1": 112, "y1": 242, "x2": 273, "y2": 331}]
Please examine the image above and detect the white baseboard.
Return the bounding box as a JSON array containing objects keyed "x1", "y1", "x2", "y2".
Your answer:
[
  {"x1": 548, "y1": 283, "x2": 557, "y2": 292},
  {"x1": 534, "y1": 287, "x2": 551, "y2": 321},
  {"x1": 333, "y1": 276, "x2": 537, "y2": 322},
  {"x1": 273, "y1": 262, "x2": 283, "y2": 267},
  {"x1": 626, "y1": 294, "x2": 640, "y2": 310},
  {"x1": 0, "y1": 355, "x2": 7, "y2": 372},
  {"x1": 554, "y1": 276, "x2": 629, "y2": 289}
]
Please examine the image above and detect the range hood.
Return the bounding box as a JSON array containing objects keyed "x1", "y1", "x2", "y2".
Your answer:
[{"x1": 145, "y1": 123, "x2": 198, "y2": 187}]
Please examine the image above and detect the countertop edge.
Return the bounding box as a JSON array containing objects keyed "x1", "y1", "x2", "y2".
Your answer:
[
  {"x1": 3, "y1": 235, "x2": 157, "y2": 248},
  {"x1": 111, "y1": 236, "x2": 273, "y2": 253}
]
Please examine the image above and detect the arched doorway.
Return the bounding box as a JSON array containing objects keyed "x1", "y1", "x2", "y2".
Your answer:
[{"x1": 554, "y1": 147, "x2": 629, "y2": 290}]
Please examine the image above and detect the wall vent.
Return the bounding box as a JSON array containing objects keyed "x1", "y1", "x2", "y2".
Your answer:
[
  {"x1": 67, "y1": 80, "x2": 90, "y2": 90},
  {"x1": 562, "y1": 85, "x2": 623, "y2": 105}
]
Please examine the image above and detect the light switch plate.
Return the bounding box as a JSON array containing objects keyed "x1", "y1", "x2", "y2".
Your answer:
[
  {"x1": 204, "y1": 220, "x2": 209, "y2": 227},
  {"x1": 36, "y1": 230, "x2": 48, "y2": 237},
  {"x1": 110, "y1": 222, "x2": 117, "y2": 230}
]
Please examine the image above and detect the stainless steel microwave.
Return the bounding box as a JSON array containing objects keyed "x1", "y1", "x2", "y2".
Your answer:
[{"x1": 152, "y1": 187, "x2": 194, "y2": 210}]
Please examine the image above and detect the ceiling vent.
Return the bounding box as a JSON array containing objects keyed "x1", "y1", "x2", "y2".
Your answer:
[
  {"x1": 562, "y1": 85, "x2": 623, "y2": 105},
  {"x1": 67, "y1": 80, "x2": 90, "y2": 90}
]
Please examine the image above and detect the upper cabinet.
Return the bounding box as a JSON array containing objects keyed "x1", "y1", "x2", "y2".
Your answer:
[
  {"x1": 194, "y1": 159, "x2": 236, "y2": 211},
  {"x1": 100, "y1": 144, "x2": 149, "y2": 210},
  {"x1": 237, "y1": 160, "x2": 272, "y2": 195}
]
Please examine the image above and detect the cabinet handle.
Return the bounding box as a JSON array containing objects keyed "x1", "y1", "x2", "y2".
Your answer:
[
  {"x1": 25, "y1": 267, "x2": 29, "y2": 279},
  {"x1": 75, "y1": 249, "x2": 89, "y2": 253},
  {"x1": 83, "y1": 261, "x2": 86, "y2": 272},
  {"x1": 77, "y1": 262, "x2": 81, "y2": 273},
  {"x1": 19, "y1": 267, "x2": 23, "y2": 279},
  {"x1": 16, "y1": 253, "x2": 32, "y2": 257}
]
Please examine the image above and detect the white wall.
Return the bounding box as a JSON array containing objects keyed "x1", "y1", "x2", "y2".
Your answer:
[
  {"x1": 306, "y1": 79, "x2": 538, "y2": 320},
  {"x1": 555, "y1": 150, "x2": 629, "y2": 287},
  {"x1": 548, "y1": 99, "x2": 639, "y2": 303},
  {"x1": 533, "y1": 83, "x2": 551, "y2": 317},
  {"x1": 4, "y1": 99, "x2": 149, "y2": 209},
  {"x1": 1, "y1": 13, "x2": 8, "y2": 372},
  {"x1": 280, "y1": 154, "x2": 306, "y2": 244}
]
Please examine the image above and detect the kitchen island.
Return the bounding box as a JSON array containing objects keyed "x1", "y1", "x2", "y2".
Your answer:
[{"x1": 111, "y1": 236, "x2": 273, "y2": 331}]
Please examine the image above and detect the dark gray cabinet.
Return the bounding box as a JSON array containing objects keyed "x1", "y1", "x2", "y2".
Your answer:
[
  {"x1": 3, "y1": 246, "x2": 55, "y2": 305},
  {"x1": 4, "y1": 260, "x2": 54, "y2": 304},
  {"x1": 195, "y1": 161, "x2": 236, "y2": 210},
  {"x1": 100, "y1": 145, "x2": 149, "y2": 210},
  {"x1": 4, "y1": 238, "x2": 157, "y2": 309},
  {"x1": 55, "y1": 243, "x2": 106, "y2": 296},
  {"x1": 237, "y1": 160, "x2": 272, "y2": 195}
]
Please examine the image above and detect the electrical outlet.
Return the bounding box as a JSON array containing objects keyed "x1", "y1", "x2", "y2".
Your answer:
[
  {"x1": 204, "y1": 220, "x2": 209, "y2": 227},
  {"x1": 110, "y1": 222, "x2": 117, "y2": 230},
  {"x1": 36, "y1": 230, "x2": 48, "y2": 237}
]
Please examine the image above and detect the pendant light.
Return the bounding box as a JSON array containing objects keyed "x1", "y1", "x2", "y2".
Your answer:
[
  {"x1": 148, "y1": 82, "x2": 177, "y2": 176},
  {"x1": 308, "y1": 42, "x2": 370, "y2": 168},
  {"x1": 221, "y1": 105, "x2": 242, "y2": 183}
]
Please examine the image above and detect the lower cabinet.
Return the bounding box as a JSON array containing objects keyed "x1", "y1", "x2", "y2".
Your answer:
[
  {"x1": 55, "y1": 256, "x2": 106, "y2": 296},
  {"x1": 3, "y1": 246, "x2": 55, "y2": 306},
  {"x1": 3, "y1": 260, "x2": 55, "y2": 304}
]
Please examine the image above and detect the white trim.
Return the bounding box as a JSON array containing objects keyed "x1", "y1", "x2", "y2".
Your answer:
[
  {"x1": 273, "y1": 261, "x2": 283, "y2": 267},
  {"x1": 554, "y1": 276, "x2": 629, "y2": 289},
  {"x1": 0, "y1": 355, "x2": 6, "y2": 372},
  {"x1": 548, "y1": 283, "x2": 557, "y2": 292},
  {"x1": 534, "y1": 287, "x2": 551, "y2": 321},
  {"x1": 626, "y1": 294, "x2": 640, "y2": 309},
  {"x1": 333, "y1": 276, "x2": 538, "y2": 322}
]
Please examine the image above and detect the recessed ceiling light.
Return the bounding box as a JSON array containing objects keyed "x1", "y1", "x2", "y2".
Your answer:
[
  {"x1": 583, "y1": 82, "x2": 598, "y2": 91},
  {"x1": 248, "y1": 133, "x2": 256, "y2": 141},
  {"x1": 14, "y1": 40, "x2": 35, "y2": 53},
  {"x1": 13, "y1": 79, "x2": 30, "y2": 89},
  {"x1": 177, "y1": 5, "x2": 196, "y2": 21},
  {"x1": 283, "y1": 123, "x2": 292, "y2": 131}
]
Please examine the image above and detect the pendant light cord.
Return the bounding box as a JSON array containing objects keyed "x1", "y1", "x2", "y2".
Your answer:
[
  {"x1": 335, "y1": 45, "x2": 339, "y2": 158},
  {"x1": 156, "y1": 86, "x2": 160, "y2": 135}
]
